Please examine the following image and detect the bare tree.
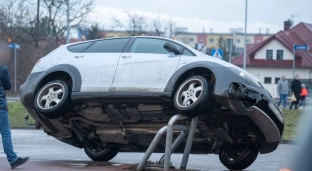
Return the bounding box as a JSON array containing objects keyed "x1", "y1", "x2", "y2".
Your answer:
[
  {"x1": 0, "y1": 0, "x2": 93, "y2": 47},
  {"x1": 151, "y1": 18, "x2": 162, "y2": 36},
  {"x1": 164, "y1": 19, "x2": 183, "y2": 39},
  {"x1": 42, "y1": 0, "x2": 93, "y2": 45},
  {"x1": 112, "y1": 12, "x2": 147, "y2": 36}
]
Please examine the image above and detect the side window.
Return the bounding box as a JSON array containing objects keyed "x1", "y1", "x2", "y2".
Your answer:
[
  {"x1": 130, "y1": 38, "x2": 181, "y2": 54},
  {"x1": 182, "y1": 49, "x2": 194, "y2": 56},
  {"x1": 67, "y1": 42, "x2": 93, "y2": 53},
  {"x1": 85, "y1": 38, "x2": 130, "y2": 53}
]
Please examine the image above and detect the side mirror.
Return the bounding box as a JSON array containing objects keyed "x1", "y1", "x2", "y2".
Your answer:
[{"x1": 164, "y1": 42, "x2": 180, "y2": 54}]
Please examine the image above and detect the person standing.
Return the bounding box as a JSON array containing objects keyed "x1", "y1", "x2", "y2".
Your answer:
[
  {"x1": 298, "y1": 84, "x2": 308, "y2": 109},
  {"x1": 0, "y1": 40, "x2": 29, "y2": 169},
  {"x1": 289, "y1": 75, "x2": 302, "y2": 110},
  {"x1": 277, "y1": 75, "x2": 289, "y2": 109}
]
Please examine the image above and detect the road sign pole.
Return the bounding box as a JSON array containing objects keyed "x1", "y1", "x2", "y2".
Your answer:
[
  {"x1": 229, "y1": 39, "x2": 233, "y2": 63},
  {"x1": 14, "y1": 45, "x2": 17, "y2": 95},
  {"x1": 292, "y1": 47, "x2": 295, "y2": 79}
]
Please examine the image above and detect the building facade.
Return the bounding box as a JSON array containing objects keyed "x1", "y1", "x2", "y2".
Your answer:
[{"x1": 232, "y1": 22, "x2": 312, "y2": 98}]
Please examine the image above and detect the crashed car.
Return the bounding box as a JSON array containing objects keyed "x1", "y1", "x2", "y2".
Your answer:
[{"x1": 20, "y1": 36, "x2": 284, "y2": 170}]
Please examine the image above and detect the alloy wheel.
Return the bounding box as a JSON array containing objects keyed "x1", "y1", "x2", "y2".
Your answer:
[
  {"x1": 176, "y1": 78, "x2": 203, "y2": 108},
  {"x1": 36, "y1": 83, "x2": 65, "y2": 110}
]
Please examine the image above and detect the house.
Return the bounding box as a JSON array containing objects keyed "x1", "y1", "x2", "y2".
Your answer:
[{"x1": 232, "y1": 21, "x2": 312, "y2": 98}]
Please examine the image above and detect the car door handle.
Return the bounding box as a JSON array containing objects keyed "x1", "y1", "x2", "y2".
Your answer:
[
  {"x1": 74, "y1": 56, "x2": 84, "y2": 59},
  {"x1": 121, "y1": 56, "x2": 132, "y2": 59}
]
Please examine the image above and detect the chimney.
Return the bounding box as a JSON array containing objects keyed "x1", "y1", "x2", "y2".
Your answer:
[
  {"x1": 210, "y1": 28, "x2": 213, "y2": 33},
  {"x1": 202, "y1": 27, "x2": 205, "y2": 33},
  {"x1": 266, "y1": 28, "x2": 269, "y2": 34},
  {"x1": 284, "y1": 19, "x2": 291, "y2": 31},
  {"x1": 259, "y1": 28, "x2": 262, "y2": 34}
]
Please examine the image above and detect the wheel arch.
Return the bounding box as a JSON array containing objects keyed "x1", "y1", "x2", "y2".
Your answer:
[
  {"x1": 34, "y1": 64, "x2": 82, "y2": 95},
  {"x1": 165, "y1": 61, "x2": 242, "y2": 98},
  {"x1": 165, "y1": 63, "x2": 217, "y2": 97}
]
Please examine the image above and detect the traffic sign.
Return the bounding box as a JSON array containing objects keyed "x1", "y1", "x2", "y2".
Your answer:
[
  {"x1": 211, "y1": 49, "x2": 223, "y2": 59},
  {"x1": 292, "y1": 44, "x2": 309, "y2": 79},
  {"x1": 8, "y1": 43, "x2": 20, "y2": 49},
  {"x1": 294, "y1": 44, "x2": 309, "y2": 50}
]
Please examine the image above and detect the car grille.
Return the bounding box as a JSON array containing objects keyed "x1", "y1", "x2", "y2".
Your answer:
[{"x1": 255, "y1": 100, "x2": 284, "y2": 136}]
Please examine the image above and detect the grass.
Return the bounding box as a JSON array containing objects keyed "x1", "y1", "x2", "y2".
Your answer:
[
  {"x1": 281, "y1": 109, "x2": 303, "y2": 140},
  {"x1": 7, "y1": 102, "x2": 306, "y2": 140},
  {"x1": 8, "y1": 102, "x2": 35, "y2": 127}
]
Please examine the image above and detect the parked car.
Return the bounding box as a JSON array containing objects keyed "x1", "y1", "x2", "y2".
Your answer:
[{"x1": 20, "y1": 36, "x2": 284, "y2": 170}]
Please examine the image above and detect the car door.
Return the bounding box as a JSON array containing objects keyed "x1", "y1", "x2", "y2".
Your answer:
[
  {"x1": 111, "y1": 38, "x2": 181, "y2": 92},
  {"x1": 69, "y1": 38, "x2": 131, "y2": 92}
]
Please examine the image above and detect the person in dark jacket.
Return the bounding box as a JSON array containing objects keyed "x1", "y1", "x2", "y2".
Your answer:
[
  {"x1": 289, "y1": 75, "x2": 302, "y2": 110},
  {"x1": 0, "y1": 40, "x2": 29, "y2": 169}
]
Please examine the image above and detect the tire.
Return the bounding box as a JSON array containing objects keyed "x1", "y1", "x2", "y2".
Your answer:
[
  {"x1": 34, "y1": 80, "x2": 71, "y2": 119},
  {"x1": 84, "y1": 146, "x2": 118, "y2": 162},
  {"x1": 174, "y1": 76, "x2": 212, "y2": 117},
  {"x1": 219, "y1": 145, "x2": 259, "y2": 170}
]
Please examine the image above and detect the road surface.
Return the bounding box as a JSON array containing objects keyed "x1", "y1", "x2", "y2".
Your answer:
[{"x1": 0, "y1": 129, "x2": 294, "y2": 171}]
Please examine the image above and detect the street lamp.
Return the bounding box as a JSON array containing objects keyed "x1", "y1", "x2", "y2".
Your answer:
[{"x1": 243, "y1": 0, "x2": 247, "y2": 70}]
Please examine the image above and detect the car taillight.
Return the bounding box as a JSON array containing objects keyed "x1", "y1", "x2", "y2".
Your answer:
[{"x1": 36, "y1": 59, "x2": 41, "y2": 65}]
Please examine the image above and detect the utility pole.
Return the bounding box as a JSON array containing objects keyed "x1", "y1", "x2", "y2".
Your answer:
[
  {"x1": 36, "y1": 0, "x2": 40, "y2": 35},
  {"x1": 243, "y1": 0, "x2": 247, "y2": 70},
  {"x1": 66, "y1": 0, "x2": 70, "y2": 44}
]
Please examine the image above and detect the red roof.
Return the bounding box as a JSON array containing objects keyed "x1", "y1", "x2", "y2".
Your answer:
[{"x1": 232, "y1": 22, "x2": 312, "y2": 68}]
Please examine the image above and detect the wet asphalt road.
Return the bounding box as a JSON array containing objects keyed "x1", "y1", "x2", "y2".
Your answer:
[{"x1": 0, "y1": 130, "x2": 294, "y2": 171}]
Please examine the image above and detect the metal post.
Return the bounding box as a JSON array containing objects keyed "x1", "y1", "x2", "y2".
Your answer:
[
  {"x1": 137, "y1": 126, "x2": 168, "y2": 171},
  {"x1": 293, "y1": 47, "x2": 295, "y2": 79},
  {"x1": 180, "y1": 117, "x2": 198, "y2": 169},
  {"x1": 136, "y1": 125, "x2": 188, "y2": 171},
  {"x1": 229, "y1": 39, "x2": 233, "y2": 63},
  {"x1": 159, "y1": 130, "x2": 188, "y2": 165},
  {"x1": 14, "y1": 46, "x2": 17, "y2": 95},
  {"x1": 243, "y1": 0, "x2": 247, "y2": 70},
  {"x1": 164, "y1": 114, "x2": 188, "y2": 171},
  {"x1": 66, "y1": 0, "x2": 70, "y2": 44}
]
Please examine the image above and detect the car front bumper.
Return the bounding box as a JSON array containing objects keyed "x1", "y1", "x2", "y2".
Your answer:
[{"x1": 214, "y1": 78, "x2": 284, "y2": 154}]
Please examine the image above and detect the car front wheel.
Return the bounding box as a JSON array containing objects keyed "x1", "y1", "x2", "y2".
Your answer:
[
  {"x1": 219, "y1": 145, "x2": 259, "y2": 170},
  {"x1": 34, "y1": 80, "x2": 71, "y2": 119},
  {"x1": 174, "y1": 76, "x2": 212, "y2": 117}
]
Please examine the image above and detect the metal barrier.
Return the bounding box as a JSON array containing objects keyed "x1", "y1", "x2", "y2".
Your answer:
[{"x1": 136, "y1": 114, "x2": 198, "y2": 171}]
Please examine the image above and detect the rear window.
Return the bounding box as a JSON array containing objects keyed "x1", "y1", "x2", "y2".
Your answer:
[
  {"x1": 85, "y1": 38, "x2": 130, "y2": 53},
  {"x1": 67, "y1": 42, "x2": 93, "y2": 52}
]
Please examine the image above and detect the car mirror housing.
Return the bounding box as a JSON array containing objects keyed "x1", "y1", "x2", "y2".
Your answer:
[{"x1": 163, "y1": 42, "x2": 180, "y2": 54}]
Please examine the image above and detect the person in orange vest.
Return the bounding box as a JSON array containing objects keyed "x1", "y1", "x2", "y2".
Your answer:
[{"x1": 298, "y1": 84, "x2": 308, "y2": 109}]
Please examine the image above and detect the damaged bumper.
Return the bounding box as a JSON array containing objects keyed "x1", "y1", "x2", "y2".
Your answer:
[{"x1": 215, "y1": 81, "x2": 284, "y2": 154}]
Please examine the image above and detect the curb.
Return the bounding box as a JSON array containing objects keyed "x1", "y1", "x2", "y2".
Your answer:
[
  {"x1": 11, "y1": 126, "x2": 37, "y2": 130},
  {"x1": 280, "y1": 140, "x2": 297, "y2": 144}
]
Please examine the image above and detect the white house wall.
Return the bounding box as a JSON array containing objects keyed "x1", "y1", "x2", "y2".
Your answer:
[
  {"x1": 254, "y1": 39, "x2": 293, "y2": 60},
  {"x1": 246, "y1": 67, "x2": 312, "y2": 98}
]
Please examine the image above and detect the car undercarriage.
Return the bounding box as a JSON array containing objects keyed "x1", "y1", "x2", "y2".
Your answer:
[{"x1": 34, "y1": 98, "x2": 265, "y2": 154}]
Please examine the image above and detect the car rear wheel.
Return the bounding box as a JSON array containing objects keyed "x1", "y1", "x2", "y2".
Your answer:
[
  {"x1": 174, "y1": 76, "x2": 212, "y2": 117},
  {"x1": 219, "y1": 145, "x2": 259, "y2": 170},
  {"x1": 84, "y1": 146, "x2": 118, "y2": 162},
  {"x1": 34, "y1": 80, "x2": 71, "y2": 119}
]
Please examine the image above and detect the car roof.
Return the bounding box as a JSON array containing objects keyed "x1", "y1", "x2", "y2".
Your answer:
[{"x1": 63, "y1": 36, "x2": 203, "y2": 56}]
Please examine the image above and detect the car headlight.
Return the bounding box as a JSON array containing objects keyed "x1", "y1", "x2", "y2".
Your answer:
[{"x1": 228, "y1": 67, "x2": 261, "y2": 87}]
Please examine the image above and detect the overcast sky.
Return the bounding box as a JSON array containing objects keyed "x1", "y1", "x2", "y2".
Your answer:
[{"x1": 90, "y1": 0, "x2": 312, "y2": 34}]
